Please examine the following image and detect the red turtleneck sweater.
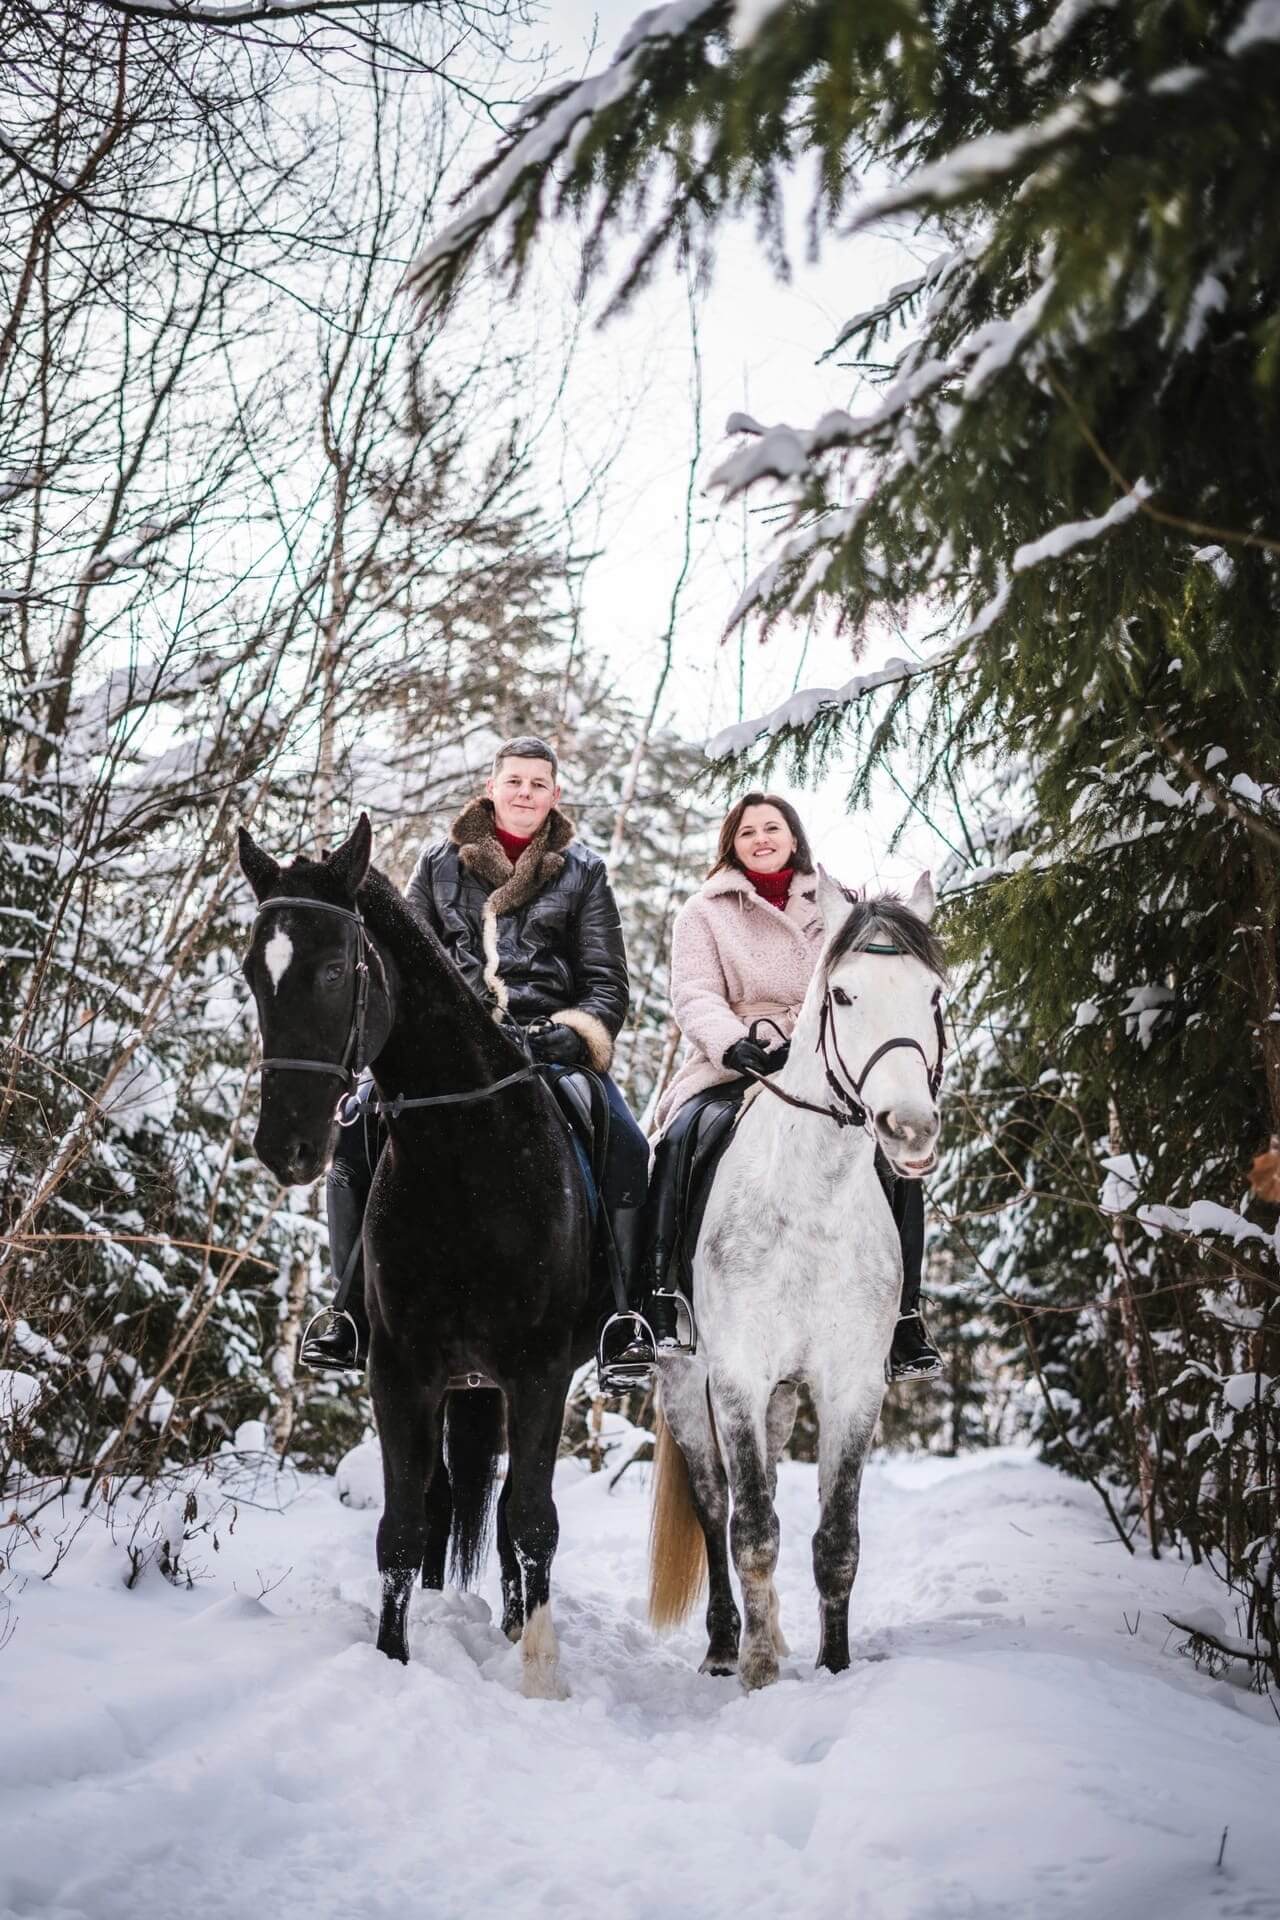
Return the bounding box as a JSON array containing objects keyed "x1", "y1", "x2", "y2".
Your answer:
[
  {"x1": 746, "y1": 865, "x2": 794, "y2": 909},
  {"x1": 495, "y1": 824, "x2": 533, "y2": 864}
]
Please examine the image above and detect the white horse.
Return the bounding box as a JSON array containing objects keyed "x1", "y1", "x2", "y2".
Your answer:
[{"x1": 648, "y1": 871, "x2": 946, "y2": 1689}]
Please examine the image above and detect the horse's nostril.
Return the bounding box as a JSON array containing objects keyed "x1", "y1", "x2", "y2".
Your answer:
[{"x1": 876, "y1": 1109, "x2": 906, "y2": 1141}]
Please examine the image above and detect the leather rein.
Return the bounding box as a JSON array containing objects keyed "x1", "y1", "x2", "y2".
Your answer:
[
  {"x1": 745, "y1": 943, "x2": 946, "y2": 1132},
  {"x1": 251, "y1": 896, "x2": 536, "y2": 1113}
]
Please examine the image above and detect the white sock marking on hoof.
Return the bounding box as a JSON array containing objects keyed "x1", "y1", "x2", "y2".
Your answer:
[
  {"x1": 769, "y1": 1586, "x2": 790, "y2": 1658},
  {"x1": 520, "y1": 1603, "x2": 567, "y2": 1700},
  {"x1": 263, "y1": 926, "x2": 293, "y2": 991}
]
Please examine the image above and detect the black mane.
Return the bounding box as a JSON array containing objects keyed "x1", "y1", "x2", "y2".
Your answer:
[{"x1": 825, "y1": 895, "x2": 947, "y2": 980}]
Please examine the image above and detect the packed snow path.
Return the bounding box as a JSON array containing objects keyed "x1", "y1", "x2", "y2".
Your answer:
[{"x1": 5, "y1": 1447, "x2": 1279, "y2": 1920}]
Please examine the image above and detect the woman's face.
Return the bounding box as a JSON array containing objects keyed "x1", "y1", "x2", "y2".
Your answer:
[{"x1": 733, "y1": 804, "x2": 797, "y2": 874}]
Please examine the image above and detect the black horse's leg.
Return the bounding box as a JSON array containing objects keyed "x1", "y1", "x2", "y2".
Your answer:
[
  {"x1": 372, "y1": 1337, "x2": 441, "y2": 1663},
  {"x1": 421, "y1": 1411, "x2": 451, "y2": 1590},
  {"x1": 495, "y1": 1475, "x2": 523, "y2": 1642},
  {"x1": 504, "y1": 1358, "x2": 573, "y2": 1699}
]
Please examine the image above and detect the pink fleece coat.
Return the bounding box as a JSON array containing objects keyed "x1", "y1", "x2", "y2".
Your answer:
[{"x1": 654, "y1": 866, "x2": 829, "y2": 1133}]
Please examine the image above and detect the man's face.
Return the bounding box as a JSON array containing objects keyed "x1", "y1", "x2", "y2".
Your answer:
[{"x1": 486, "y1": 755, "x2": 560, "y2": 838}]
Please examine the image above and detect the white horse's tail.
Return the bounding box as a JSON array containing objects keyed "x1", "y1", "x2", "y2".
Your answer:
[{"x1": 648, "y1": 1408, "x2": 707, "y2": 1629}]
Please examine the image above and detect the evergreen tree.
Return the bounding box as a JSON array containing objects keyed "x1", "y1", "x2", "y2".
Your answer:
[{"x1": 419, "y1": 1, "x2": 1280, "y2": 1680}]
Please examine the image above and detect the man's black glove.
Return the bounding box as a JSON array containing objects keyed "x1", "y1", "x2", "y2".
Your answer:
[{"x1": 527, "y1": 1020, "x2": 587, "y2": 1067}]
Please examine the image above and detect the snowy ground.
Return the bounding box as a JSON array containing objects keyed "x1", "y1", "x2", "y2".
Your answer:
[{"x1": 4, "y1": 1441, "x2": 1279, "y2": 1920}]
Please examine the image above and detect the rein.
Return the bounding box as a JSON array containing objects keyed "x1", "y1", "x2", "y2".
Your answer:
[
  {"x1": 252, "y1": 895, "x2": 536, "y2": 1112},
  {"x1": 747, "y1": 946, "x2": 946, "y2": 1132}
]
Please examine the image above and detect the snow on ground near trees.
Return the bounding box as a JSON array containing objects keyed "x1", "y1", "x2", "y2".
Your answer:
[{"x1": 4, "y1": 1447, "x2": 1279, "y2": 1920}]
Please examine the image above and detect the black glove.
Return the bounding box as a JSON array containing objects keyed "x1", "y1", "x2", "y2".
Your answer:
[
  {"x1": 527, "y1": 1020, "x2": 586, "y2": 1067},
  {"x1": 723, "y1": 1037, "x2": 771, "y2": 1077}
]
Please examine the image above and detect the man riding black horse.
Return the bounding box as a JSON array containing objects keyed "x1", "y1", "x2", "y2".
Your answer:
[{"x1": 301, "y1": 735, "x2": 659, "y2": 1385}]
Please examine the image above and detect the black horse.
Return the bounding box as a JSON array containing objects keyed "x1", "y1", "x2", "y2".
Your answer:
[{"x1": 238, "y1": 814, "x2": 596, "y2": 1691}]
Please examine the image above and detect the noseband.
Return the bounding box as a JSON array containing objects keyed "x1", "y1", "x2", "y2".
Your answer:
[
  {"x1": 251, "y1": 895, "x2": 535, "y2": 1110},
  {"x1": 748, "y1": 943, "x2": 946, "y2": 1132}
]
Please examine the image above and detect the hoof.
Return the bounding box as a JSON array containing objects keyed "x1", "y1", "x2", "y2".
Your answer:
[
  {"x1": 376, "y1": 1635, "x2": 409, "y2": 1665},
  {"x1": 739, "y1": 1648, "x2": 780, "y2": 1692},
  {"x1": 700, "y1": 1653, "x2": 739, "y2": 1678}
]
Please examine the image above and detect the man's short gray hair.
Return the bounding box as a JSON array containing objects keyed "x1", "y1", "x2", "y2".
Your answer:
[{"x1": 491, "y1": 735, "x2": 558, "y2": 778}]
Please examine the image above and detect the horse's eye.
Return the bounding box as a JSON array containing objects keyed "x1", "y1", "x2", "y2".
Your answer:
[
  {"x1": 324, "y1": 960, "x2": 346, "y2": 985},
  {"x1": 833, "y1": 987, "x2": 853, "y2": 1007}
]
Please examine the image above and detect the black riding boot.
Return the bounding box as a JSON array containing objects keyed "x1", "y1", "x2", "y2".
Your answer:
[
  {"x1": 641, "y1": 1126, "x2": 695, "y2": 1354},
  {"x1": 298, "y1": 1165, "x2": 369, "y2": 1375},
  {"x1": 596, "y1": 1202, "x2": 658, "y2": 1392},
  {"x1": 879, "y1": 1157, "x2": 943, "y2": 1382}
]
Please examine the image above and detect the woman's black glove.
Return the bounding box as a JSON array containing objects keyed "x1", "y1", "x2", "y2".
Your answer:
[
  {"x1": 723, "y1": 1037, "x2": 771, "y2": 1077},
  {"x1": 723, "y1": 1036, "x2": 791, "y2": 1078},
  {"x1": 527, "y1": 1020, "x2": 587, "y2": 1067}
]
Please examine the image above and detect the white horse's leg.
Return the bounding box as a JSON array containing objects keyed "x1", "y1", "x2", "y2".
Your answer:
[
  {"x1": 657, "y1": 1359, "x2": 741, "y2": 1674},
  {"x1": 764, "y1": 1381, "x2": 798, "y2": 1657},
  {"x1": 712, "y1": 1368, "x2": 782, "y2": 1691},
  {"x1": 809, "y1": 1382, "x2": 882, "y2": 1674}
]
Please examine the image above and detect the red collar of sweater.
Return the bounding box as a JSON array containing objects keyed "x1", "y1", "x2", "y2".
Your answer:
[
  {"x1": 745, "y1": 864, "x2": 794, "y2": 908},
  {"x1": 494, "y1": 824, "x2": 534, "y2": 863}
]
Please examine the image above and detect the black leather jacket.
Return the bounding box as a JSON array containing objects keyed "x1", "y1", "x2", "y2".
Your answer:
[{"x1": 405, "y1": 798, "x2": 628, "y2": 1069}]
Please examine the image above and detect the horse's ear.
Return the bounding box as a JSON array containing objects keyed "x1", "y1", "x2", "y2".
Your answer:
[
  {"x1": 326, "y1": 812, "x2": 372, "y2": 898},
  {"x1": 909, "y1": 871, "x2": 937, "y2": 924},
  {"x1": 238, "y1": 824, "x2": 281, "y2": 902},
  {"x1": 814, "y1": 865, "x2": 853, "y2": 940}
]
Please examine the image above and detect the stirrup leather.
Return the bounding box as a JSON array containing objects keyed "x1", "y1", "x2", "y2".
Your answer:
[
  {"x1": 297, "y1": 1306, "x2": 363, "y2": 1375},
  {"x1": 596, "y1": 1310, "x2": 657, "y2": 1391}
]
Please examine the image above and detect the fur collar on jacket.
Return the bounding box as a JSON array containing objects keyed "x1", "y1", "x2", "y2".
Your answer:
[
  {"x1": 452, "y1": 796, "x2": 575, "y2": 916},
  {"x1": 698, "y1": 864, "x2": 818, "y2": 913}
]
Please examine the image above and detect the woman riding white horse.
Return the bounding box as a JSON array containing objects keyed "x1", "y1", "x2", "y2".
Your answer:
[
  {"x1": 648, "y1": 851, "x2": 948, "y2": 1687},
  {"x1": 643, "y1": 792, "x2": 941, "y2": 1381}
]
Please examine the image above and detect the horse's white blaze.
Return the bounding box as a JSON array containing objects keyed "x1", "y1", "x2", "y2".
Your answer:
[
  {"x1": 519, "y1": 1602, "x2": 565, "y2": 1700},
  {"x1": 263, "y1": 926, "x2": 293, "y2": 992}
]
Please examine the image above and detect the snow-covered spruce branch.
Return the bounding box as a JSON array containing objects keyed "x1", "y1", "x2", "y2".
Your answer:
[
  {"x1": 705, "y1": 651, "x2": 954, "y2": 763},
  {"x1": 404, "y1": 0, "x2": 729, "y2": 311},
  {"x1": 1046, "y1": 373, "x2": 1280, "y2": 559}
]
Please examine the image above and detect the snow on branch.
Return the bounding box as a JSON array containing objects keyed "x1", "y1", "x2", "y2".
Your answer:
[
  {"x1": 844, "y1": 85, "x2": 1128, "y2": 229},
  {"x1": 1228, "y1": 1, "x2": 1280, "y2": 54},
  {"x1": 405, "y1": 0, "x2": 723, "y2": 308},
  {"x1": 1136, "y1": 1198, "x2": 1275, "y2": 1253},
  {"x1": 706, "y1": 652, "x2": 947, "y2": 761},
  {"x1": 1016, "y1": 0, "x2": 1119, "y2": 67},
  {"x1": 1012, "y1": 481, "x2": 1151, "y2": 574},
  {"x1": 712, "y1": 282, "x2": 1054, "y2": 504}
]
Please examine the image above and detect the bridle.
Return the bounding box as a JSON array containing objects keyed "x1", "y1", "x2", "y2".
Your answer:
[
  {"x1": 251, "y1": 896, "x2": 535, "y2": 1112},
  {"x1": 253, "y1": 898, "x2": 372, "y2": 1088},
  {"x1": 746, "y1": 943, "x2": 946, "y2": 1133}
]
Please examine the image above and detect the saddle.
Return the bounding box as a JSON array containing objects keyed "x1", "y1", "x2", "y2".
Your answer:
[{"x1": 651, "y1": 1080, "x2": 750, "y2": 1300}]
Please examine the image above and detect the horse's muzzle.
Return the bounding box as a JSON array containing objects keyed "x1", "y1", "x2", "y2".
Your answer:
[
  {"x1": 874, "y1": 1105, "x2": 939, "y2": 1179},
  {"x1": 253, "y1": 1120, "x2": 329, "y2": 1188}
]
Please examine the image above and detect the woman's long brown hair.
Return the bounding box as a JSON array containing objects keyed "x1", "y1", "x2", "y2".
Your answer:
[{"x1": 709, "y1": 792, "x2": 815, "y2": 877}]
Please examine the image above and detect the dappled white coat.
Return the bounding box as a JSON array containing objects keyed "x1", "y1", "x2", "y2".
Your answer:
[{"x1": 654, "y1": 865, "x2": 830, "y2": 1133}]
